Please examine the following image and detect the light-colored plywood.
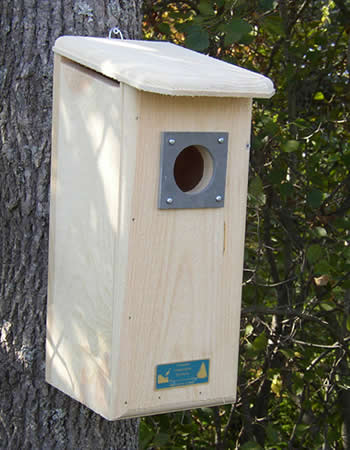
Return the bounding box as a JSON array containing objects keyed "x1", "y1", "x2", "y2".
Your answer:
[
  {"x1": 113, "y1": 93, "x2": 252, "y2": 418},
  {"x1": 46, "y1": 56, "x2": 124, "y2": 418},
  {"x1": 53, "y1": 37, "x2": 275, "y2": 98},
  {"x1": 110, "y1": 84, "x2": 141, "y2": 416},
  {"x1": 47, "y1": 57, "x2": 253, "y2": 420}
]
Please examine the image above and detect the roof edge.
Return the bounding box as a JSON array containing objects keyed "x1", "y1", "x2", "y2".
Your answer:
[{"x1": 53, "y1": 37, "x2": 275, "y2": 99}]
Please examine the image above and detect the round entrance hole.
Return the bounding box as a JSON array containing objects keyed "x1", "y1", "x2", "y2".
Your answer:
[{"x1": 173, "y1": 145, "x2": 213, "y2": 193}]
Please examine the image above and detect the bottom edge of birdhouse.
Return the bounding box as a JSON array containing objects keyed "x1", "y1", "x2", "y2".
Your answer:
[
  {"x1": 45, "y1": 376, "x2": 236, "y2": 421},
  {"x1": 111, "y1": 395, "x2": 237, "y2": 421},
  {"x1": 45, "y1": 376, "x2": 113, "y2": 421}
]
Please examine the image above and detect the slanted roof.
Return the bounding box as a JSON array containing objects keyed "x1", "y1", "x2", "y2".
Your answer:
[{"x1": 54, "y1": 36, "x2": 275, "y2": 98}]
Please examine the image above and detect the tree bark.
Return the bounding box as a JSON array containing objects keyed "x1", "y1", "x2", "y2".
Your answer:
[{"x1": 0, "y1": 1, "x2": 142, "y2": 448}]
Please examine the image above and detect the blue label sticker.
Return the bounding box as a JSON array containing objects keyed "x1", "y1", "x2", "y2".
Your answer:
[{"x1": 156, "y1": 359, "x2": 210, "y2": 390}]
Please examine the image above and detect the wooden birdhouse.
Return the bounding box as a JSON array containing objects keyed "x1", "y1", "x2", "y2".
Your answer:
[{"x1": 46, "y1": 36, "x2": 274, "y2": 420}]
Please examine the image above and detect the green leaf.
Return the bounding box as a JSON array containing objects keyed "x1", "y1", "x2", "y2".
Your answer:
[
  {"x1": 266, "y1": 423, "x2": 279, "y2": 442},
  {"x1": 343, "y1": 246, "x2": 350, "y2": 262},
  {"x1": 249, "y1": 176, "x2": 266, "y2": 205},
  {"x1": 176, "y1": 22, "x2": 193, "y2": 33},
  {"x1": 281, "y1": 140, "x2": 299, "y2": 153},
  {"x1": 307, "y1": 189, "x2": 323, "y2": 209},
  {"x1": 306, "y1": 244, "x2": 323, "y2": 263},
  {"x1": 259, "y1": 0, "x2": 275, "y2": 11},
  {"x1": 314, "y1": 226, "x2": 327, "y2": 237},
  {"x1": 279, "y1": 348, "x2": 294, "y2": 359},
  {"x1": 293, "y1": 371, "x2": 305, "y2": 395},
  {"x1": 295, "y1": 423, "x2": 310, "y2": 435},
  {"x1": 245, "y1": 324, "x2": 254, "y2": 336},
  {"x1": 139, "y1": 422, "x2": 154, "y2": 449},
  {"x1": 320, "y1": 301, "x2": 334, "y2": 311},
  {"x1": 261, "y1": 116, "x2": 280, "y2": 135},
  {"x1": 252, "y1": 332, "x2": 267, "y2": 352},
  {"x1": 185, "y1": 25, "x2": 209, "y2": 51},
  {"x1": 220, "y1": 18, "x2": 252, "y2": 45},
  {"x1": 346, "y1": 316, "x2": 350, "y2": 332},
  {"x1": 268, "y1": 167, "x2": 286, "y2": 184},
  {"x1": 280, "y1": 182, "x2": 294, "y2": 200},
  {"x1": 202, "y1": 407, "x2": 213, "y2": 415},
  {"x1": 314, "y1": 91, "x2": 325, "y2": 100},
  {"x1": 157, "y1": 23, "x2": 171, "y2": 34},
  {"x1": 198, "y1": 0, "x2": 214, "y2": 16},
  {"x1": 314, "y1": 260, "x2": 331, "y2": 274},
  {"x1": 153, "y1": 432, "x2": 170, "y2": 446},
  {"x1": 158, "y1": 413, "x2": 170, "y2": 429},
  {"x1": 263, "y1": 15, "x2": 285, "y2": 35},
  {"x1": 181, "y1": 423, "x2": 197, "y2": 432},
  {"x1": 240, "y1": 441, "x2": 263, "y2": 450},
  {"x1": 342, "y1": 153, "x2": 350, "y2": 166}
]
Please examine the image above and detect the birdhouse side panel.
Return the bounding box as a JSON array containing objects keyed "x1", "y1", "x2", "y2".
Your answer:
[{"x1": 46, "y1": 56, "x2": 123, "y2": 418}]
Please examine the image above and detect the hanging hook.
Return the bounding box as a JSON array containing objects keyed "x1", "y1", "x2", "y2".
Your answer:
[{"x1": 108, "y1": 27, "x2": 124, "y2": 40}]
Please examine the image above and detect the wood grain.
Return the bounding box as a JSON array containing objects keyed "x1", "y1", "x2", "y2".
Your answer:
[
  {"x1": 46, "y1": 56, "x2": 122, "y2": 418},
  {"x1": 47, "y1": 57, "x2": 252, "y2": 419},
  {"x1": 53, "y1": 37, "x2": 275, "y2": 98},
  {"x1": 113, "y1": 93, "x2": 252, "y2": 418}
]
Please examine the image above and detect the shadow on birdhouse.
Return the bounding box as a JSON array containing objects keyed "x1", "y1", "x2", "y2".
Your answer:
[{"x1": 46, "y1": 36, "x2": 274, "y2": 420}]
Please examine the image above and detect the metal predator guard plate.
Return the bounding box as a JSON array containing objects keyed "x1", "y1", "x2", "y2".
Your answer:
[{"x1": 159, "y1": 132, "x2": 229, "y2": 209}]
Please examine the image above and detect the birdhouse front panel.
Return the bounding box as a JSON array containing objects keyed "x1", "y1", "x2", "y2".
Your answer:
[
  {"x1": 46, "y1": 37, "x2": 274, "y2": 420},
  {"x1": 110, "y1": 91, "x2": 253, "y2": 419}
]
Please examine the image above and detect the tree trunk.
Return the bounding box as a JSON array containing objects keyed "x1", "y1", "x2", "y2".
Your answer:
[{"x1": 0, "y1": 1, "x2": 142, "y2": 448}]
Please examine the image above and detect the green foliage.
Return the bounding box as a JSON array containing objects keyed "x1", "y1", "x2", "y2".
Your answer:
[
  {"x1": 249, "y1": 176, "x2": 266, "y2": 206},
  {"x1": 281, "y1": 140, "x2": 299, "y2": 153},
  {"x1": 240, "y1": 441, "x2": 263, "y2": 450},
  {"x1": 184, "y1": 24, "x2": 209, "y2": 51},
  {"x1": 142, "y1": 0, "x2": 350, "y2": 448}
]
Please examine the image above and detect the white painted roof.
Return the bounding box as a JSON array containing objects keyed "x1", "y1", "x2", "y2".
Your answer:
[{"x1": 54, "y1": 36, "x2": 275, "y2": 98}]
